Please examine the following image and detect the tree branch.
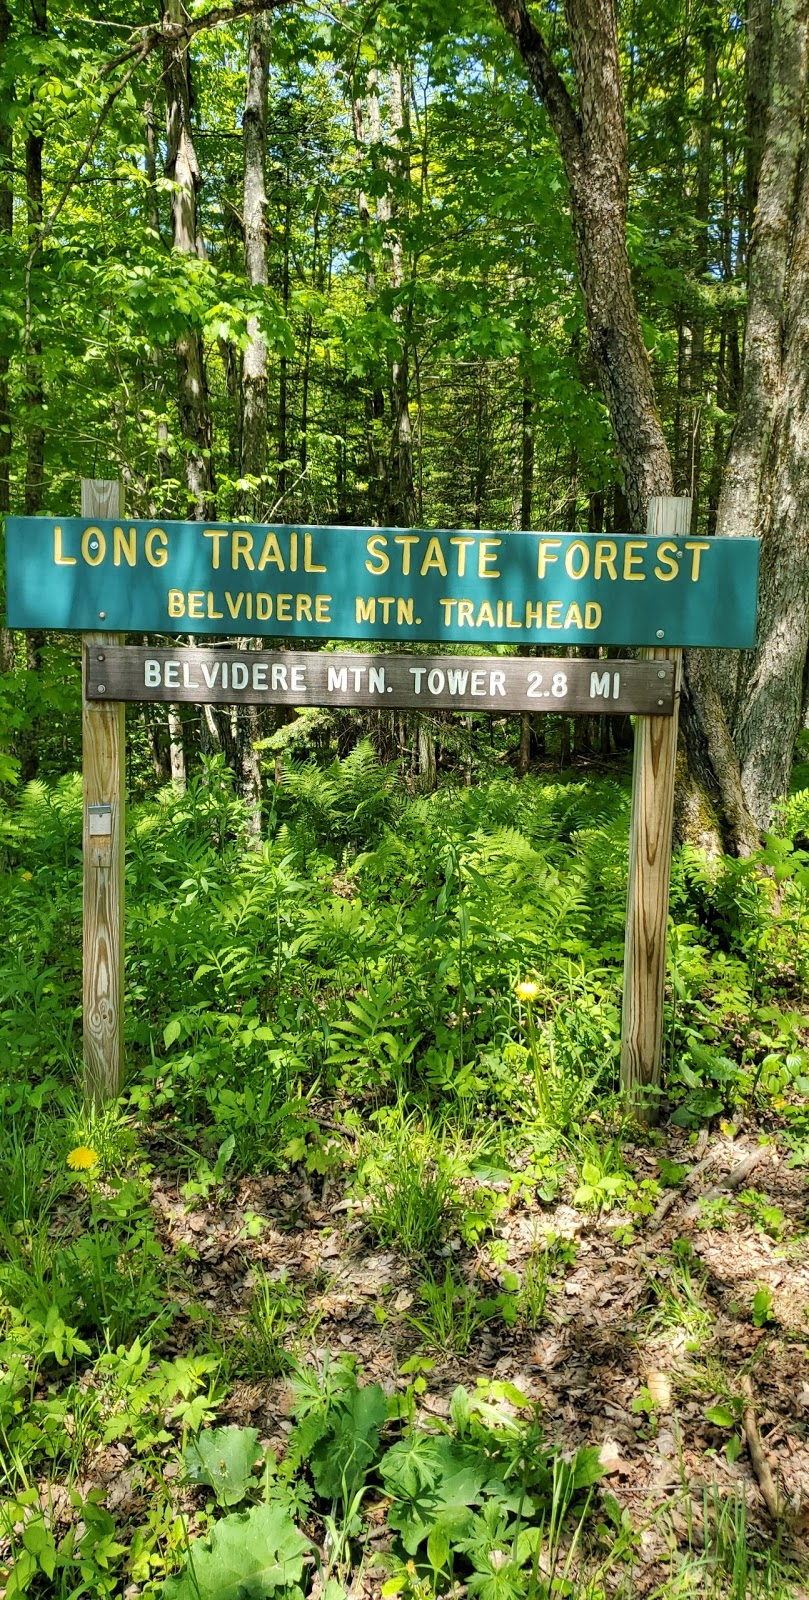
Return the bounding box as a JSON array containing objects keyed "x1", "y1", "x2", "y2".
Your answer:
[
  {"x1": 99, "y1": 0, "x2": 296, "y2": 78},
  {"x1": 488, "y1": 0, "x2": 582, "y2": 168}
]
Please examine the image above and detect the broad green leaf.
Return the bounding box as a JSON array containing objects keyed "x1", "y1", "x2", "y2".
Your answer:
[
  {"x1": 161, "y1": 1503, "x2": 309, "y2": 1599},
  {"x1": 184, "y1": 1426, "x2": 263, "y2": 1507}
]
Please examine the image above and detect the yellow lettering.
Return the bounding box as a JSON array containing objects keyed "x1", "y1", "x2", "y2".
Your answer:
[
  {"x1": 225, "y1": 592, "x2": 244, "y2": 619},
  {"x1": 525, "y1": 601, "x2": 543, "y2": 628},
  {"x1": 204, "y1": 528, "x2": 229, "y2": 569},
  {"x1": 685, "y1": 539, "x2": 711, "y2": 581},
  {"x1": 207, "y1": 592, "x2": 223, "y2": 618},
  {"x1": 232, "y1": 530, "x2": 255, "y2": 570},
  {"x1": 506, "y1": 602, "x2": 522, "y2": 628},
  {"x1": 315, "y1": 595, "x2": 331, "y2": 622},
  {"x1": 296, "y1": 593, "x2": 312, "y2": 621},
  {"x1": 546, "y1": 601, "x2": 563, "y2": 627},
  {"x1": 623, "y1": 539, "x2": 647, "y2": 580},
  {"x1": 256, "y1": 594, "x2": 273, "y2": 620},
  {"x1": 167, "y1": 589, "x2": 185, "y2": 618},
  {"x1": 397, "y1": 597, "x2": 414, "y2": 624},
  {"x1": 478, "y1": 538, "x2": 501, "y2": 579},
  {"x1": 449, "y1": 535, "x2": 475, "y2": 575},
  {"x1": 564, "y1": 602, "x2": 584, "y2": 629},
  {"x1": 276, "y1": 593, "x2": 292, "y2": 621},
  {"x1": 365, "y1": 534, "x2": 389, "y2": 575},
  {"x1": 113, "y1": 526, "x2": 136, "y2": 567},
  {"x1": 394, "y1": 534, "x2": 419, "y2": 574},
  {"x1": 356, "y1": 597, "x2": 376, "y2": 623},
  {"x1": 565, "y1": 541, "x2": 590, "y2": 579},
  {"x1": 53, "y1": 526, "x2": 76, "y2": 565},
  {"x1": 145, "y1": 528, "x2": 169, "y2": 568},
  {"x1": 257, "y1": 531, "x2": 284, "y2": 571},
  {"x1": 457, "y1": 600, "x2": 475, "y2": 627},
  {"x1": 81, "y1": 526, "x2": 106, "y2": 566},
  {"x1": 439, "y1": 598, "x2": 457, "y2": 625},
  {"x1": 378, "y1": 596, "x2": 395, "y2": 623},
  {"x1": 188, "y1": 591, "x2": 205, "y2": 619},
  {"x1": 654, "y1": 541, "x2": 680, "y2": 581},
  {"x1": 537, "y1": 538, "x2": 562, "y2": 579},
  {"x1": 304, "y1": 532, "x2": 326, "y2": 572},
  {"x1": 289, "y1": 532, "x2": 298, "y2": 571},
  {"x1": 475, "y1": 600, "x2": 496, "y2": 627},
  {"x1": 420, "y1": 536, "x2": 448, "y2": 577},
  {"x1": 584, "y1": 602, "x2": 602, "y2": 629},
  {"x1": 594, "y1": 540, "x2": 617, "y2": 580}
]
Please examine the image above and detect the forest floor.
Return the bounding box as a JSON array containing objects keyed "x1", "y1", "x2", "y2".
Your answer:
[
  {"x1": 2, "y1": 760, "x2": 809, "y2": 1597},
  {"x1": 130, "y1": 1108, "x2": 809, "y2": 1597}
]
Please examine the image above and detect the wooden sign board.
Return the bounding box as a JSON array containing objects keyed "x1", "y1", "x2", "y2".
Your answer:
[
  {"x1": 6, "y1": 517, "x2": 760, "y2": 648},
  {"x1": 84, "y1": 646, "x2": 676, "y2": 715}
]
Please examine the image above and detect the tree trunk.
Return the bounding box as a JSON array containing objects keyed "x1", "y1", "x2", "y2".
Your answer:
[
  {"x1": 0, "y1": 0, "x2": 12, "y2": 524},
  {"x1": 489, "y1": 0, "x2": 672, "y2": 531},
  {"x1": 241, "y1": 11, "x2": 271, "y2": 506},
  {"x1": 385, "y1": 65, "x2": 416, "y2": 528},
  {"x1": 24, "y1": 0, "x2": 46, "y2": 518},
  {"x1": 712, "y1": 0, "x2": 809, "y2": 827},
  {"x1": 164, "y1": 0, "x2": 214, "y2": 518}
]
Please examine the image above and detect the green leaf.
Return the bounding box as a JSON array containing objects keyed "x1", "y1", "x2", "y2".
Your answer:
[
  {"x1": 161, "y1": 1503, "x2": 309, "y2": 1599},
  {"x1": 183, "y1": 1426, "x2": 263, "y2": 1507},
  {"x1": 705, "y1": 1405, "x2": 736, "y2": 1429},
  {"x1": 570, "y1": 1445, "x2": 605, "y2": 1490},
  {"x1": 427, "y1": 1523, "x2": 451, "y2": 1573}
]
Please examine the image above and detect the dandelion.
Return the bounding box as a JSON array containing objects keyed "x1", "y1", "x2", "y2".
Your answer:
[
  {"x1": 21, "y1": 872, "x2": 32, "y2": 882},
  {"x1": 515, "y1": 979, "x2": 540, "y2": 1004},
  {"x1": 67, "y1": 1145, "x2": 99, "y2": 1171}
]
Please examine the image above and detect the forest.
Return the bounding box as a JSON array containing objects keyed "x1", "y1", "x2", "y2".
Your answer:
[{"x1": 1, "y1": 0, "x2": 809, "y2": 1596}]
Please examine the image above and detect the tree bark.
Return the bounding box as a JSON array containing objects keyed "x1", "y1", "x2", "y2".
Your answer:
[
  {"x1": 24, "y1": 0, "x2": 46, "y2": 518},
  {"x1": 241, "y1": 11, "x2": 271, "y2": 507},
  {"x1": 489, "y1": 0, "x2": 672, "y2": 531},
  {"x1": 164, "y1": 0, "x2": 215, "y2": 518},
  {"x1": 385, "y1": 66, "x2": 416, "y2": 528},
  {"x1": 0, "y1": 0, "x2": 13, "y2": 523},
  {"x1": 712, "y1": 0, "x2": 809, "y2": 826}
]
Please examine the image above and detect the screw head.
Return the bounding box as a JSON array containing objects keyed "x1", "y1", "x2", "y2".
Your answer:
[
  {"x1": 656, "y1": 629, "x2": 665, "y2": 639},
  {"x1": 657, "y1": 669, "x2": 666, "y2": 678},
  {"x1": 96, "y1": 652, "x2": 105, "y2": 662},
  {"x1": 658, "y1": 699, "x2": 664, "y2": 706},
  {"x1": 98, "y1": 611, "x2": 106, "y2": 620},
  {"x1": 97, "y1": 684, "x2": 106, "y2": 693}
]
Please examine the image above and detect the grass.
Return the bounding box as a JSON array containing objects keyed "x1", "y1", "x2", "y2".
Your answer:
[{"x1": 0, "y1": 764, "x2": 807, "y2": 1595}]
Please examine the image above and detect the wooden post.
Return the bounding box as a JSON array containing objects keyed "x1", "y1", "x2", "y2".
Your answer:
[
  {"x1": 620, "y1": 495, "x2": 692, "y2": 1118},
  {"x1": 81, "y1": 478, "x2": 125, "y2": 1102}
]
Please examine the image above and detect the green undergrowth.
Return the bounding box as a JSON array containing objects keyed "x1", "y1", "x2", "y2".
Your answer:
[{"x1": 0, "y1": 756, "x2": 808, "y2": 1595}]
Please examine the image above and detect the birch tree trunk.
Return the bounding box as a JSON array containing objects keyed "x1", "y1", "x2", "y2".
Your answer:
[
  {"x1": 164, "y1": 0, "x2": 214, "y2": 518},
  {"x1": 24, "y1": 0, "x2": 46, "y2": 519},
  {"x1": 241, "y1": 11, "x2": 271, "y2": 507}
]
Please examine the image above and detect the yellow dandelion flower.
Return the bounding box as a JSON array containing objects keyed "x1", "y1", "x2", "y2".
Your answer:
[
  {"x1": 21, "y1": 872, "x2": 32, "y2": 882},
  {"x1": 67, "y1": 1145, "x2": 99, "y2": 1171},
  {"x1": 515, "y1": 980, "x2": 540, "y2": 1003}
]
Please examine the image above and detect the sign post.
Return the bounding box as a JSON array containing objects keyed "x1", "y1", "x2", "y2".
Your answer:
[
  {"x1": 620, "y1": 496, "x2": 692, "y2": 1118},
  {"x1": 80, "y1": 479, "x2": 125, "y2": 1103}
]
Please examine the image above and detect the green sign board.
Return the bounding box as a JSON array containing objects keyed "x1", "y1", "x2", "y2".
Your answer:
[{"x1": 4, "y1": 518, "x2": 760, "y2": 647}]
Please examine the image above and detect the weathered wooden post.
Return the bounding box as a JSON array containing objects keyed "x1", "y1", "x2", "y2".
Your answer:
[
  {"x1": 81, "y1": 478, "x2": 125, "y2": 1102},
  {"x1": 620, "y1": 494, "x2": 693, "y2": 1118}
]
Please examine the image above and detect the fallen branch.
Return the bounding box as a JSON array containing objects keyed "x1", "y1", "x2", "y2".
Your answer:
[{"x1": 741, "y1": 1374, "x2": 782, "y2": 1520}]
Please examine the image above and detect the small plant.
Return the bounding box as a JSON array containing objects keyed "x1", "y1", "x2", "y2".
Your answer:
[
  {"x1": 405, "y1": 1264, "x2": 496, "y2": 1355},
  {"x1": 360, "y1": 1113, "x2": 456, "y2": 1261},
  {"x1": 228, "y1": 1269, "x2": 314, "y2": 1379}
]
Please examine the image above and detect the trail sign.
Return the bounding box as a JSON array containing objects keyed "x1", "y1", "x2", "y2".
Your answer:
[
  {"x1": 5, "y1": 517, "x2": 759, "y2": 648},
  {"x1": 84, "y1": 646, "x2": 677, "y2": 715}
]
